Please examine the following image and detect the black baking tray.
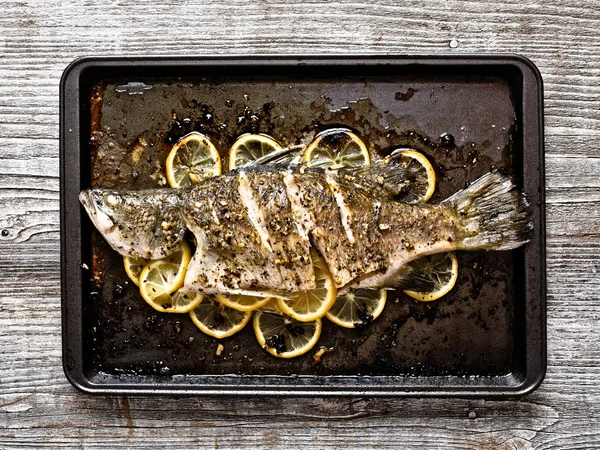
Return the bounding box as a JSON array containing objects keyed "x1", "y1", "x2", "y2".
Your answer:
[{"x1": 60, "y1": 55, "x2": 545, "y2": 396}]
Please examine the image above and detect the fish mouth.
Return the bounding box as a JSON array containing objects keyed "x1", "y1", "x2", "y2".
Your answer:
[
  {"x1": 79, "y1": 190, "x2": 95, "y2": 214},
  {"x1": 79, "y1": 189, "x2": 116, "y2": 233}
]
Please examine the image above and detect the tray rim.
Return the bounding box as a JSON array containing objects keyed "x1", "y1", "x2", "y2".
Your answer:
[{"x1": 60, "y1": 53, "x2": 546, "y2": 397}]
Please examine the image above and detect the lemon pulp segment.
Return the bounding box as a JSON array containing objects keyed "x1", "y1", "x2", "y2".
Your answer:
[{"x1": 137, "y1": 241, "x2": 193, "y2": 312}]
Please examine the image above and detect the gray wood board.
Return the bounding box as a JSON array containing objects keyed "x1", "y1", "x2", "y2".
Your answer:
[{"x1": 1, "y1": 0, "x2": 599, "y2": 448}]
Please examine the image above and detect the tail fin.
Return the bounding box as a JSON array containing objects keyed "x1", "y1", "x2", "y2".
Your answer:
[{"x1": 443, "y1": 172, "x2": 532, "y2": 251}]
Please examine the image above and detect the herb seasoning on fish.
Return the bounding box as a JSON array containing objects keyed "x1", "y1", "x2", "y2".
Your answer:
[{"x1": 80, "y1": 152, "x2": 531, "y2": 298}]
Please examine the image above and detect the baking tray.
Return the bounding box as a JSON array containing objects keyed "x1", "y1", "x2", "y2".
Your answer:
[{"x1": 60, "y1": 55, "x2": 545, "y2": 396}]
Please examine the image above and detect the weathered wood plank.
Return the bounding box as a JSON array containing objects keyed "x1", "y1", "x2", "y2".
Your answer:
[{"x1": 1, "y1": 0, "x2": 600, "y2": 448}]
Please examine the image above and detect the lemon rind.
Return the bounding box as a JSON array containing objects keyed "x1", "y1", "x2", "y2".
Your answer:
[{"x1": 214, "y1": 293, "x2": 273, "y2": 312}]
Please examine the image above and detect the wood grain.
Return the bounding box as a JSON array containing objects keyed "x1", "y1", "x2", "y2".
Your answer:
[{"x1": 1, "y1": 0, "x2": 600, "y2": 448}]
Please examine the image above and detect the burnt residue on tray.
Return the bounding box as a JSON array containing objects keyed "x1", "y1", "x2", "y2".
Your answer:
[{"x1": 84, "y1": 75, "x2": 519, "y2": 377}]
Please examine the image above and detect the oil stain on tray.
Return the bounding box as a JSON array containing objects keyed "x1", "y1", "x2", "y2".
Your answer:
[{"x1": 84, "y1": 74, "x2": 520, "y2": 377}]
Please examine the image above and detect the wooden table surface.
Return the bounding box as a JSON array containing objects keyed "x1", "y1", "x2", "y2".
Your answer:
[{"x1": 1, "y1": 1, "x2": 599, "y2": 448}]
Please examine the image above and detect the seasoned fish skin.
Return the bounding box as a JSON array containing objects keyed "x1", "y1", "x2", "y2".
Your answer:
[
  {"x1": 348, "y1": 201, "x2": 459, "y2": 291},
  {"x1": 284, "y1": 168, "x2": 387, "y2": 287},
  {"x1": 182, "y1": 172, "x2": 313, "y2": 297},
  {"x1": 283, "y1": 169, "x2": 360, "y2": 287},
  {"x1": 241, "y1": 170, "x2": 314, "y2": 290},
  {"x1": 80, "y1": 156, "x2": 531, "y2": 297}
]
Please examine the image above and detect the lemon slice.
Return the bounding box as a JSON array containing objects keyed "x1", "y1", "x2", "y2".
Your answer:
[
  {"x1": 190, "y1": 296, "x2": 252, "y2": 338},
  {"x1": 145, "y1": 288, "x2": 204, "y2": 313},
  {"x1": 403, "y1": 251, "x2": 459, "y2": 302},
  {"x1": 326, "y1": 289, "x2": 387, "y2": 328},
  {"x1": 138, "y1": 241, "x2": 192, "y2": 312},
  {"x1": 123, "y1": 243, "x2": 191, "y2": 286},
  {"x1": 253, "y1": 310, "x2": 322, "y2": 358},
  {"x1": 303, "y1": 128, "x2": 369, "y2": 168},
  {"x1": 166, "y1": 132, "x2": 221, "y2": 188},
  {"x1": 139, "y1": 261, "x2": 188, "y2": 311},
  {"x1": 214, "y1": 293, "x2": 272, "y2": 312},
  {"x1": 123, "y1": 255, "x2": 150, "y2": 286},
  {"x1": 277, "y1": 248, "x2": 337, "y2": 322},
  {"x1": 392, "y1": 151, "x2": 455, "y2": 301},
  {"x1": 393, "y1": 149, "x2": 436, "y2": 203},
  {"x1": 228, "y1": 133, "x2": 283, "y2": 170}
]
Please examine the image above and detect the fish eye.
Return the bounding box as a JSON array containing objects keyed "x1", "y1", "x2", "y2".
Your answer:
[{"x1": 103, "y1": 193, "x2": 120, "y2": 207}]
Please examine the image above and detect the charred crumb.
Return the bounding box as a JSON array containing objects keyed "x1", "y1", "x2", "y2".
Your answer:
[
  {"x1": 235, "y1": 106, "x2": 263, "y2": 133},
  {"x1": 112, "y1": 284, "x2": 125, "y2": 299},
  {"x1": 440, "y1": 133, "x2": 455, "y2": 146},
  {"x1": 401, "y1": 238, "x2": 414, "y2": 250},
  {"x1": 411, "y1": 304, "x2": 439, "y2": 325},
  {"x1": 165, "y1": 104, "x2": 216, "y2": 144},
  {"x1": 286, "y1": 324, "x2": 306, "y2": 336},
  {"x1": 467, "y1": 149, "x2": 479, "y2": 165},
  {"x1": 386, "y1": 315, "x2": 410, "y2": 346},
  {"x1": 312, "y1": 347, "x2": 333, "y2": 365},
  {"x1": 266, "y1": 334, "x2": 287, "y2": 354},
  {"x1": 395, "y1": 88, "x2": 417, "y2": 101},
  {"x1": 354, "y1": 307, "x2": 374, "y2": 330}
]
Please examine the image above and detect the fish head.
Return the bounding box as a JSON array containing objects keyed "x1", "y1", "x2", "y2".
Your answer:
[{"x1": 79, "y1": 187, "x2": 186, "y2": 259}]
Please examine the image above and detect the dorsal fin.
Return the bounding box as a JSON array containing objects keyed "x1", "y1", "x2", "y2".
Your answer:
[
  {"x1": 244, "y1": 144, "x2": 306, "y2": 167},
  {"x1": 330, "y1": 152, "x2": 411, "y2": 200},
  {"x1": 245, "y1": 146, "x2": 415, "y2": 202}
]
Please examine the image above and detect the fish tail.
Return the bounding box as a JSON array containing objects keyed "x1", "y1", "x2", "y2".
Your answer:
[{"x1": 443, "y1": 172, "x2": 533, "y2": 251}]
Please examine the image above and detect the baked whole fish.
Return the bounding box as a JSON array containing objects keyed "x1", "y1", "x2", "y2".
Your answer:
[{"x1": 79, "y1": 152, "x2": 531, "y2": 297}]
